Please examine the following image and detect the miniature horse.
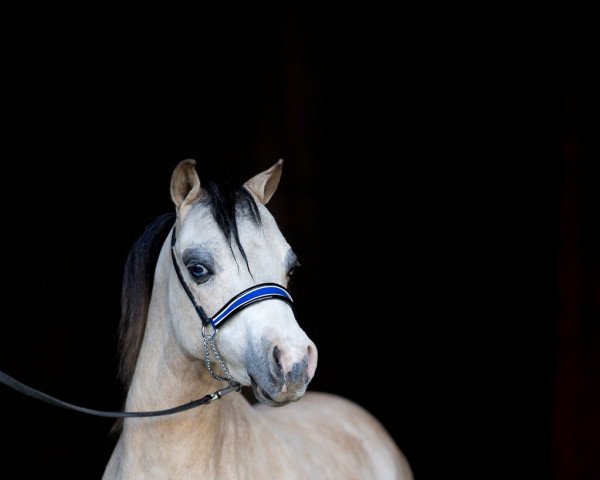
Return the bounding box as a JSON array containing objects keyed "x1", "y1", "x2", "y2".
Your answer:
[{"x1": 103, "y1": 160, "x2": 412, "y2": 479}]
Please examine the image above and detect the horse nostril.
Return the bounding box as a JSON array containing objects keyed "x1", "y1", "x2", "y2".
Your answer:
[{"x1": 273, "y1": 345, "x2": 282, "y2": 370}]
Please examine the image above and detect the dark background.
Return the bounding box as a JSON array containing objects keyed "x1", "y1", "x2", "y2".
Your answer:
[{"x1": 0, "y1": 6, "x2": 597, "y2": 479}]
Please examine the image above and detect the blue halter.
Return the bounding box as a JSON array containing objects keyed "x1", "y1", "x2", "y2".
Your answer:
[
  {"x1": 170, "y1": 227, "x2": 293, "y2": 330},
  {"x1": 209, "y1": 284, "x2": 293, "y2": 328}
]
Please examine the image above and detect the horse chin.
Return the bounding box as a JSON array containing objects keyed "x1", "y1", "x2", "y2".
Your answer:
[{"x1": 249, "y1": 376, "x2": 295, "y2": 407}]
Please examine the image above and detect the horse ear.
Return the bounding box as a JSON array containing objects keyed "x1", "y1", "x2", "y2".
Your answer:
[
  {"x1": 243, "y1": 159, "x2": 283, "y2": 205},
  {"x1": 170, "y1": 159, "x2": 202, "y2": 210}
]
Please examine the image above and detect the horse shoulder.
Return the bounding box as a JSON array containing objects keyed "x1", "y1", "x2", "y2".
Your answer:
[{"x1": 255, "y1": 392, "x2": 413, "y2": 480}]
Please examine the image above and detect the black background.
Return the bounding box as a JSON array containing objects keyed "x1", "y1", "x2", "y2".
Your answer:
[{"x1": 0, "y1": 5, "x2": 597, "y2": 479}]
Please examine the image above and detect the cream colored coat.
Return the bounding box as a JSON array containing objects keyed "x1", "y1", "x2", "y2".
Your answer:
[{"x1": 103, "y1": 160, "x2": 412, "y2": 479}]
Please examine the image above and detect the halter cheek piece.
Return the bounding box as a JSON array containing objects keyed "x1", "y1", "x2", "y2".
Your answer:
[
  {"x1": 0, "y1": 225, "x2": 295, "y2": 418},
  {"x1": 170, "y1": 226, "x2": 294, "y2": 383}
]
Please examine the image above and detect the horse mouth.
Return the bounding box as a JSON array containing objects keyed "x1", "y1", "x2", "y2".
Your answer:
[{"x1": 249, "y1": 375, "x2": 287, "y2": 407}]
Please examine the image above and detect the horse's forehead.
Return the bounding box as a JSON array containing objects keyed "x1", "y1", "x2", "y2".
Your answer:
[
  {"x1": 179, "y1": 206, "x2": 214, "y2": 241},
  {"x1": 179, "y1": 202, "x2": 284, "y2": 246},
  {"x1": 182, "y1": 204, "x2": 212, "y2": 227}
]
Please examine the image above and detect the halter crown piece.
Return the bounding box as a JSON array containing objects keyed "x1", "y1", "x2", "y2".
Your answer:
[{"x1": 170, "y1": 226, "x2": 294, "y2": 383}]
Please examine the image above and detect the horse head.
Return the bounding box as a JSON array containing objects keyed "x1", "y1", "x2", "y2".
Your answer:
[{"x1": 168, "y1": 159, "x2": 317, "y2": 406}]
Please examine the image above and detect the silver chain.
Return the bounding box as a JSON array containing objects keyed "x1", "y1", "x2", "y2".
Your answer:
[{"x1": 202, "y1": 325, "x2": 235, "y2": 383}]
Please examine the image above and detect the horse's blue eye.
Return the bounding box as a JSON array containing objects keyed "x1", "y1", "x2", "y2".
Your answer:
[{"x1": 188, "y1": 263, "x2": 211, "y2": 282}]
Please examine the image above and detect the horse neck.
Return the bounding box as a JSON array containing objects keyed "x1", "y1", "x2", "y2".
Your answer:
[{"x1": 123, "y1": 239, "x2": 251, "y2": 454}]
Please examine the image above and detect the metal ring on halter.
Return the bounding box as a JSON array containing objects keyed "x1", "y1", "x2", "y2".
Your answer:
[{"x1": 201, "y1": 323, "x2": 217, "y2": 340}]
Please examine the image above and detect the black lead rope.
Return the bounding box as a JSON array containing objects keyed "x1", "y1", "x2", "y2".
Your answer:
[
  {"x1": 0, "y1": 226, "x2": 292, "y2": 418},
  {"x1": 0, "y1": 369, "x2": 241, "y2": 418}
]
